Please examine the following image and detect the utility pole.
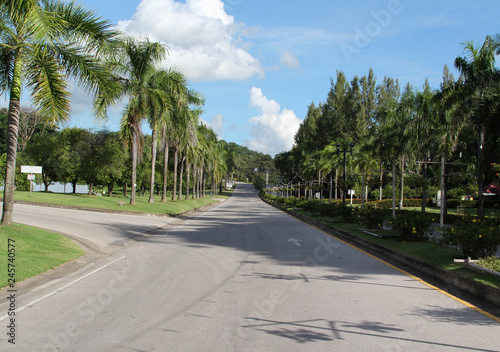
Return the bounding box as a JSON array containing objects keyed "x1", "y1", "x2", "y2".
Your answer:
[
  {"x1": 417, "y1": 153, "x2": 466, "y2": 227},
  {"x1": 336, "y1": 142, "x2": 355, "y2": 205}
]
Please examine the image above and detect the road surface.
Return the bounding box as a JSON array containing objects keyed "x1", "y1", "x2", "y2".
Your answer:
[{"x1": 1, "y1": 183, "x2": 499, "y2": 351}]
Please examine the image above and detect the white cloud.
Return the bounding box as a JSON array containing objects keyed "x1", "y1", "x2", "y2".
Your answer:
[
  {"x1": 116, "y1": 0, "x2": 264, "y2": 81},
  {"x1": 245, "y1": 87, "x2": 302, "y2": 157},
  {"x1": 200, "y1": 113, "x2": 224, "y2": 137},
  {"x1": 280, "y1": 50, "x2": 301, "y2": 70}
]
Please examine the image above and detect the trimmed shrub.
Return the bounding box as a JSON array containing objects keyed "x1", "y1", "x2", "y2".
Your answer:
[
  {"x1": 284, "y1": 197, "x2": 299, "y2": 207},
  {"x1": 441, "y1": 217, "x2": 500, "y2": 258},
  {"x1": 298, "y1": 200, "x2": 318, "y2": 212},
  {"x1": 365, "y1": 199, "x2": 433, "y2": 210},
  {"x1": 392, "y1": 212, "x2": 434, "y2": 242},
  {"x1": 338, "y1": 204, "x2": 359, "y2": 223},
  {"x1": 315, "y1": 202, "x2": 339, "y2": 217},
  {"x1": 476, "y1": 256, "x2": 500, "y2": 272},
  {"x1": 359, "y1": 208, "x2": 389, "y2": 229}
]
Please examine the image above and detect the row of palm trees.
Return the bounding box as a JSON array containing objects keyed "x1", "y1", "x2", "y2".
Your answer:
[
  {"x1": 0, "y1": 0, "x2": 227, "y2": 225},
  {"x1": 279, "y1": 34, "x2": 500, "y2": 218}
]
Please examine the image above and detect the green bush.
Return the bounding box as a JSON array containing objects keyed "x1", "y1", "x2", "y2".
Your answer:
[
  {"x1": 447, "y1": 199, "x2": 478, "y2": 208},
  {"x1": 441, "y1": 217, "x2": 500, "y2": 258},
  {"x1": 365, "y1": 199, "x2": 433, "y2": 210},
  {"x1": 359, "y1": 208, "x2": 388, "y2": 229},
  {"x1": 315, "y1": 202, "x2": 339, "y2": 217},
  {"x1": 392, "y1": 212, "x2": 434, "y2": 242},
  {"x1": 284, "y1": 197, "x2": 299, "y2": 207},
  {"x1": 297, "y1": 199, "x2": 318, "y2": 212},
  {"x1": 476, "y1": 256, "x2": 500, "y2": 272},
  {"x1": 338, "y1": 204, "x2": 358, "y2": 223}
]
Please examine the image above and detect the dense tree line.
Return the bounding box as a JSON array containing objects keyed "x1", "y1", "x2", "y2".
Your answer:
[
  {"x1": 0, "y1": 0, "x2": 245, "y2": 224},
  {"x1": 276, "y1": 35, "x2": 500, "y2": 217},
  {"x1": 0, "y1": 123, "x2": 249, "y2": 199},
  {"x1": 0, "y1": 105, "x2": 275, "y2": 200}
]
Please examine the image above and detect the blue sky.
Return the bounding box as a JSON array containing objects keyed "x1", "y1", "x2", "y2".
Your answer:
[{"x1": 65, "y1": 0, "x2": 500, "y2": 156}]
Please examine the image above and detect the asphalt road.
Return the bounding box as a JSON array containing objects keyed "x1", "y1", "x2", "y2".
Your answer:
[{"x1": 1, "y1": 183, "x2": 499, "y2": 351}]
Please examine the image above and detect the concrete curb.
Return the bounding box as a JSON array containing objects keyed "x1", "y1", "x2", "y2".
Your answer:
[
  {"x1": 266, "y1": 201, "x2": 500, "y2": 309},
  {"x1": 14, "y1": 197, "x2": 227, "y2": 218}
]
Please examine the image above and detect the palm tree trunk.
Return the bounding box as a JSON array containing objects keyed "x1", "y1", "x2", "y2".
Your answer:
[
  {"x1": 149, "y1": 128, "x2": 158, "y2": 203},
  {"x1": 478, "y1": 128, "x2": 485, "y2": 217},
  {"x1": 399, "y1": 156, "x2": 405, "y2": 210},
  {"x1": 202, "y1": 167, "x2": 206, "y2": 198},
  {"x1": 329, "y1": 173, "x2": 333, "y2": 204},
  {"x1": 162, "y1": 143, "x2": 169, "y2": 202},
  {"x1": 361, "y1": 170, "x2": 366, "y2": 209},
  {"x1": 198, "y1": 167, "x2": 201, "y2": 198},
  {"x1": 178, "y1": 155, "x2": 185, "y2": 200},
  {"x1": 379, "y1": 163, "x2": 383, "y2": 201},
  {"x1": 1, "y1": 98, "x2": 21, "y2": 225},
  {"x1": 334, "y1": 168, "x2": 338, "y2": 201},
  {"x1": 193, "y1": 166, "x2": 197, "y2": 199},
  {"x1": 186, "y1": 164, "x2": 191, "y2": 200},
  {"x1": 130, "y1": 126, "x2": 138, "y2": 205},
  {"x1": 421, "y1": 154, "x2": 427, "y2": 213},
  {"x1": 392, "y1": 163, "x2": 396, "y2": 218},
  {"x1": 172, "y1": 148, "x2": 178, "y2": 201}
]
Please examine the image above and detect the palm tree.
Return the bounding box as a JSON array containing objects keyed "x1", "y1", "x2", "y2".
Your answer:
[
  {"x1": 197, "y1": 123, "x2": 218, "y2": 197},
  {"x1": 101, "y1": 36, "x2": 168, "y2": 205},
  {"x1": 0, "y1": 0, "x2": 119, "y2": 225},
  {"x1": 442, "y1": 35, "x2": 500, "y2": 217},
  {"x1": 147, "y1": 69, "x2": 188, "y2": 203},
  {"x1": 318, "y1": 143, "x2": 341, "y2": 203},
  {"x1": 168, "y1": 92, "x2": 204, "y2": 201}
]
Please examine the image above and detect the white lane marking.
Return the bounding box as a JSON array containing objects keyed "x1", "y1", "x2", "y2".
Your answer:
[
  {"x1": 288, "y1": 238, "x2": 302, "y2": 247},
  {"x1": 0, "y1": 255, "x2": 126, "y2": 322}
]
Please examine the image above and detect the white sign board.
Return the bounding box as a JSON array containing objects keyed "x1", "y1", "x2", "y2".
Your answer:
[
  {"x1": 27, "y1": 174, "x2": 36, "y2": 180},
  {"x1": 21, "y1": 165, "x2": 42, "y2": 174}
]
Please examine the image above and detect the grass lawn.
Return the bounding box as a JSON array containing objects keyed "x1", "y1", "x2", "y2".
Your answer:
[
  {"x1": 0, "y1": 224, "x2": 84, "y2": 288},
  {"x1": 404, "y1": 206, "x2": 500, "y2": 218},
  {"x1": 2, "y1": 189, "x2": 231, "y2": 215}
]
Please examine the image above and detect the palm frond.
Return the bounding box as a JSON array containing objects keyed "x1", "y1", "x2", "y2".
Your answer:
[{"x1": 26, "y1": 45, "x2": 70, "y2": 123}]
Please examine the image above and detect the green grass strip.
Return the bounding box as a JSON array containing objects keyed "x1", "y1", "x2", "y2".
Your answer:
[
  {"x1": 3, "y1": 190, "x2": 230, "y2": 215},
  {"x1": 287, "y1": 207, "x2": 500, "y2": 289},
  {"x1": 0, "y1": 224, "x2": 84, "y2": 288}
]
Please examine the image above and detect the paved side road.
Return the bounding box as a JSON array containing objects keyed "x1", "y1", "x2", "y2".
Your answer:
[
  {"x1": 0, "y1": 184, "x2": 498, "y2": 351},
  {"x1": 12, "y1": 203, "x2": 179, "y2": 250}
]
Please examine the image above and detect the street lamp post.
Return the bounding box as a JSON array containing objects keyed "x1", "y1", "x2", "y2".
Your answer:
[
  {"x1": 336, "y1": 142, "x2": 355, "y2": 204},
  {"x1": 292, "y1": 168, "x2": 301, "y2": 198}
]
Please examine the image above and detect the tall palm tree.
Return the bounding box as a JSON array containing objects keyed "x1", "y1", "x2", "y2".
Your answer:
[
  {"x1": 442, "y1": 35, "x2": 500, "y2": 217},
  {"x1": 169, "y1": 95, "x2": 204, "y2": 201},
  {"x1": 0, "y1": 0, "x2": 119, "y2": 225},
  {"x1": 147, "y1": 69, "x2": 188, "y2": 203},
  {"x1": 197, "y1": 123, "x2": 218, "y2": 198},
  {"x1": 100, "y1": 36, "x2": 168, "y2": 205}
]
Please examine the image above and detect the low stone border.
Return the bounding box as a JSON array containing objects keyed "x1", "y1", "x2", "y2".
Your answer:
[
  {"x1": 264, "y1": 200, "x2": 500, "y2": 309},
  {"x1": 467, "y1": 262, "x2": 500, "y2": 279}
]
